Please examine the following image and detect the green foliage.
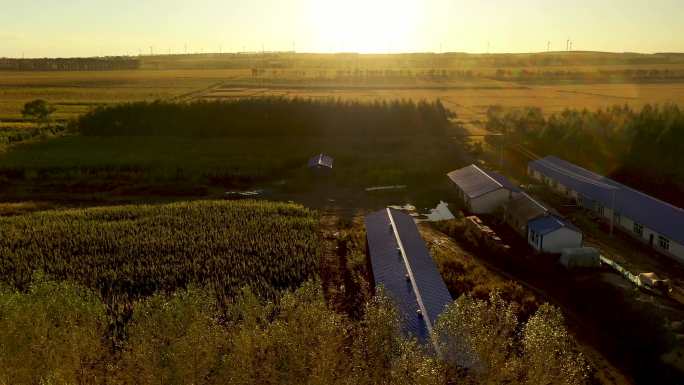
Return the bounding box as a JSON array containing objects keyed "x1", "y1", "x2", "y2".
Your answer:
[
  {"x1": 0, "y1": 98, "x2": 460, "y2": 192},
  {"x1": 434, "y1": 293, "x2": 589, "y2": 385},
  {"x1": 434, "y1": 292, "x2": 520, "y2": 382},
  {"x1": 119, "y1": 287, "x2": 227, "y2": 384},
  {"x1": 488, "y1": 104, "x2": 684, "y2": 202},
  {"x1": 117, "y1": 282, "x2": 444, "y2": 385},
  {"x1": 522, "y1": 304, "x2": 590, "y2": 385},
  {"x1": 0, "y1": 276, "x2": 107, "y2": 384},
  {"x1": 0, "y1": 200, "x2": 320, "y2": 302},
  {"x1": 77, "y1": 98, "x2": 451, "y2": 138},
  {"x1": 21, "y1": 99, "x2": 56, "y2": 123}
]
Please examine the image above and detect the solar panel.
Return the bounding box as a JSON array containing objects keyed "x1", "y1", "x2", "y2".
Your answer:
[{"x1": 365, "y1": 208, "x2": 452, "y2": 344}]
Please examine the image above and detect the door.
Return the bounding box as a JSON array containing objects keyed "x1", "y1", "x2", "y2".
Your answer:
[{"x1": 649, "y1": 234, "x2": 654, "y2": 247}]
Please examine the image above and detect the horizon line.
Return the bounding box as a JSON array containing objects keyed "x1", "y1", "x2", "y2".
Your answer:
[{"x1": 3, "y1": 50, "x2": 684, "y2": 60}]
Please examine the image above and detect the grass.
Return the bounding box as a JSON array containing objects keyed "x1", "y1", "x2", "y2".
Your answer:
[{"x1": 0, "y1": 134, "x2": 461, "y2": 198}]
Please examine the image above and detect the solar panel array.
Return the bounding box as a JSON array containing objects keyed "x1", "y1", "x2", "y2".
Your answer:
[{"x1": 365, "y1": 208, "x2": 452, "y2": 343}]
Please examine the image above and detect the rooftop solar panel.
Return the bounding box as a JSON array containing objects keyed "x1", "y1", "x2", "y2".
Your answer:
[{"x1": 365, "y1": 208, "x2": 452, "y2": 344}]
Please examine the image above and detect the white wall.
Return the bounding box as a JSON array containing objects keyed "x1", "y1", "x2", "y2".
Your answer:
[
  {"x1": 540, "y1": 228, "x2": 583, "y2": 253},
  {"x1": 470, "y1": 188, "x2": 510, "y2": 214},
  {"x1": 537, "y1": 171, "x2": 684, "y2": 263},
  {"x1": 670, "y1": 241, "x2": 684, "y2": 263}
]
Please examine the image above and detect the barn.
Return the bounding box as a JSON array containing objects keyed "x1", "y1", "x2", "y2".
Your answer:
[
  {"x1": 528, "y1": 156, "x2": 684, "y2": 263},
  {"x1": 365, "y1": 208, "x2": 452, "y2": 345},
  {"x1": 447, "y1": 164, "x2": 518, "y2": 214},
  {"x1": 504, "y1": 192, "x2": 549, "y2": 236},
  {"x1": 527, "y1": 215, "x2": 583, "y2": 253},
  {"x1": 308, "y1": 153, "x2": 334, "y2": 170}
]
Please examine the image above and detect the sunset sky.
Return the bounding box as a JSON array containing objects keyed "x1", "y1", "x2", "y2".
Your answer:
[{"x1": 1, "y1": 0, "x2": 683, "y2": 57}]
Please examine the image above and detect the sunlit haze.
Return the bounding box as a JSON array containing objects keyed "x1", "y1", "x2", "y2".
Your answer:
[{"x1": 1, "y1": 0, "x2": 683, "y2": 57}]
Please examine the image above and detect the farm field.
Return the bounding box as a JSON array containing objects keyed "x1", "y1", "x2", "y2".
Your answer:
[
  {"x1": 0, "y1": 200, "x2": 320, "y2": 300},
  {"x1": 0, "y1": 69, "x2": 248, "y2": 120},
  {"x1": 199, "y1": 82, "x2": 684, "y2": 130}
]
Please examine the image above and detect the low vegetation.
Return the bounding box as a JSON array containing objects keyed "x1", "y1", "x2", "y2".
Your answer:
[{"x1": 0, "y1": 98, "x2": 459, "y2": 196}]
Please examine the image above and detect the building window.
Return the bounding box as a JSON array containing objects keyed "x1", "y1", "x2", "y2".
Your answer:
[
  {"x1": 614, "y1": 211, "x2": 621, "y2": 224},
  {"x1": 659, "y1": 236, "x2": 670, "y2": 250},
  {"x1": 634, "y1": 222, "x2": 643, "y2": 236},
  {"x1": 597, "y1": 205, "x2": 605, "y2": 216}
]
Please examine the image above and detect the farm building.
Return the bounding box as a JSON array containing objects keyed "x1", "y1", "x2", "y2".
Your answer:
[
  {"x1": 308, "y1": 153, "x2": 334, "y2": 170},
  {"x1": 528, "y1": 156, "x2": 684, "y2": 262},
  {"x1": 365, "y1": 208, "x2": 452, "y2": 344},
  {"x1": 447, "y1": 164, "x2": 518, "y2": 214},
  {"x1": 504, "y1": 192, "x2": 549, "y2": 236},
  {"x1": 528, "y1": 215, "x2": 583, "y2": 253}
]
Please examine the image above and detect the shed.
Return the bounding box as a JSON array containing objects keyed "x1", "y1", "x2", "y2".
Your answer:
[
  {"x1": 560, "y1": 247, "x2": 600, "y2": 269},
  {"x1": 447, "y1": 165, "x2": 517, "y2": 214},
  {"x1": 365, "y1": 208, "x2": 452, "y2": 344},
  {"x1": 308, "y1": 153, "x2": 334, "y2": 170},
  {"x1": 504, "y1": 193, "x2": 549, "y2": 236},
  {"x1": 527, "y1": 215, "x2": 583, "y2": 253}
]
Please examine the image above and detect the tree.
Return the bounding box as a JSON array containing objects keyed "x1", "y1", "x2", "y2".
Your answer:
[
  {"x1": 522, "y1": 304, "x2": 590, "y2": 385},
  {"x1": 21, "y1": 99, "x2": 56, "y2": 124}
]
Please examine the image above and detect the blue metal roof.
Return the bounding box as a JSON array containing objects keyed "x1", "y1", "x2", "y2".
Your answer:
[
  {"x1": 447, "y1": 164, "x2": 518, "y2": 198},
  {"x1": 529, "y1": 156, "x2": 684, "y2": 245},
  {"x1": 308, "y1": 153, "x2": 334, "y2": 169},
  {"x1": 528, "y1": 215, "x2": 580, "y2": 236},
  {"x1": 365, "y1": 208, "x2": 452, "y2": 343}
]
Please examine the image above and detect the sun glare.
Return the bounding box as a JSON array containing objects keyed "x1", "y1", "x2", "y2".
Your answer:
[{"x1": 307, "y1": 0, "x2": 423, "y2": 53}]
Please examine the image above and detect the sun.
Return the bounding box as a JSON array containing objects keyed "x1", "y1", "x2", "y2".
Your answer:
[{"x1": 306, "y1": 0, "x2": 423, "y2": 53}]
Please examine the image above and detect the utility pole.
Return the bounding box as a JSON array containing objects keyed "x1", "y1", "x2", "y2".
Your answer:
[
  {"x1": 547, "y1": 41, "x2": 551, "y2": 52},
  {"x1": 609, "y1": 188, "x2": 616, "y2": 237},
  {"x1": 149, "y1": 46, "x2": 153, "y2": 56}
]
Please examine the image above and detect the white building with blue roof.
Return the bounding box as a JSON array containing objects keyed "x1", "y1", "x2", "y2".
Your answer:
[
  {"x1": 528, "y1": 215, "x2": 583, "y2": 253},
  {"x1": 528, "y1": 155, "x2": 684, "y2": 262}
]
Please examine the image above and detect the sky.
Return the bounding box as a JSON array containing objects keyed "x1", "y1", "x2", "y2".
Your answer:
[{"x1": 1, "y1": 0, "x2": 683, "y2": 58}]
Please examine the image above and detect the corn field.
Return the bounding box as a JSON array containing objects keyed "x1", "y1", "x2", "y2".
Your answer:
[{"x1": 0, "y1": 200, "x2": 320, "y2": 301}]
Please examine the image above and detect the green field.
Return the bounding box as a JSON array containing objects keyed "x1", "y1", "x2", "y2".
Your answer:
[{"x1": 0, "y1": 200, "x2": 319, "y2": 299}]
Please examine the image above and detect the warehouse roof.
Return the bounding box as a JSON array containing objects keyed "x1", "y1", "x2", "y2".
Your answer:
[
  {"x1": 529, "y1": 156, "x2": 684, "y2": 245},
  {"x1": 447, "y1": 164, "x2": 518, "y2": 199},
  {"x1": 365, "y1": 208, "x2": 452, "y2": 344},
  {"x1": 506, "y1": 192, "x2": 549, "y2": 224},
  {"x1": 308, "y1": 153, "x2": 334, "y2": 169},
  {"x1": 528, "y1": 214, "x2": 580, "y2": 236}
]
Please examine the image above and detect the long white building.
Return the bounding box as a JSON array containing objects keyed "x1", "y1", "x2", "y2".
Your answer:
[{"x1": 528, "y1": 156, "x2": 684, "y2": 263}]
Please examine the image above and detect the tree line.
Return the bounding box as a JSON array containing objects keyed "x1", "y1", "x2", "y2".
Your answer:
[
  {"x1": 0, "y1": 57, "x2": 140, "y2": 71},
  {"x1": 0, "y1": 277, "x2": 588, "y2": 385},
  {"x1": 486, "y1": 104, "x2": 684, "y2": 204},
  {"x1": 77, "y1": 98, "x2": 452, "y2": 138}
]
